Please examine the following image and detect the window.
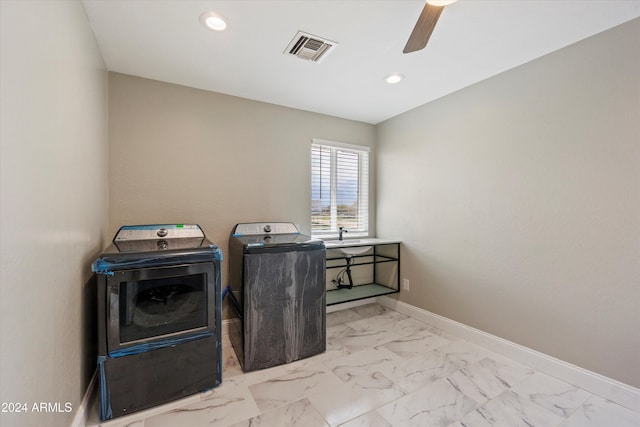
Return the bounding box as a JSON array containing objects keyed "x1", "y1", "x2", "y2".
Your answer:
[{"x1": 311, "y1": 139, "x2": 369, "y2": 237}]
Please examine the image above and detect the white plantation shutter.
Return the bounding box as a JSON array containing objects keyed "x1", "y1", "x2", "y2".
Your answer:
[{"x1": 311, "y1": 139, "x2": 369, "y2": 236}]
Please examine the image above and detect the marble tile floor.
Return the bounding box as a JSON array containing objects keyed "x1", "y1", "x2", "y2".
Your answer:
[{"x1": 88, "y1": 303, "x2": 639, "y2": 427}]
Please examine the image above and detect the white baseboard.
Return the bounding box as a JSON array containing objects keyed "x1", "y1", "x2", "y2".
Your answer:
[
  {"x1": 376, "y1": 296, "x2": 640, "y2": 413},
  {"x1": 71, "y1": 370, "x2": 97, "y2": 427}
]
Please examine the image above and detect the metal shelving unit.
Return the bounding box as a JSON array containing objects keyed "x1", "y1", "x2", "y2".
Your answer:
[{"x1": 325, "y1": 242, "x2": 400, "y2": 306}]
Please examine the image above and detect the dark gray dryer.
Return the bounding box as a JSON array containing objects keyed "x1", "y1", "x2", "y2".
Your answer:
[
  {"x1": 228, "y1": 222, "x2": 326, "y2": 372},
  {"x1": 92, "y1": 224, "x2": 222, "y2": 421}
]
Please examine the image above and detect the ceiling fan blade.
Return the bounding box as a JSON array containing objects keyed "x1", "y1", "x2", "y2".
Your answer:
[{"x1": 403, "y1": 3, "x2": 444, "y2": 54}]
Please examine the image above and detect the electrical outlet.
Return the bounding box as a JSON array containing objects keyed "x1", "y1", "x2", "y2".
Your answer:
[{"x1": 402, "y1": 278, "x2": 410, "y2": 291}]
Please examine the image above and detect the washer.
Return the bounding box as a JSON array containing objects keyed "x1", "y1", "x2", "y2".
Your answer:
[
  {"x1": 228, "y1": 222, "x2": 326, "y2": 371},
  {"x1": 92, "y1": 224, "x2": 222, "y2": 420}
]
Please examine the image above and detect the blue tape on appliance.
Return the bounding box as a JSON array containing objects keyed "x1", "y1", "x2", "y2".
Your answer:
[
  {"x1": 91, "y1": 257, "x2": 154, "y2": 274},
  {"x1": 209, "y1": 243, "x2": 223, "y2": 261},
  {"x1": 107, "y1": 331, "x2": 216, "y2": 359},
  {"x1": 91, "y1": 258, "x2": 114, "y2": 276},
  {"x1": 97, "y1": 355, "x2": 113, "y2": 420},
  {"x1": 221, "y1": 285, "x2": 230, "y2": 301},
  {"x1": 92, "y1": 251, "x2": 222, "y2": 273}
]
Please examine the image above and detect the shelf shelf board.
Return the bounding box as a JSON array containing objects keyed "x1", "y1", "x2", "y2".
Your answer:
[{"x1": 326, "y1": 283, "x2": 398, "y2": 306}]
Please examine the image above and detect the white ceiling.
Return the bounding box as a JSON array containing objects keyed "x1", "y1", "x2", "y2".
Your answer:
[{"x1": 82, "y1": 0, "x2": 640, "y2": 124}]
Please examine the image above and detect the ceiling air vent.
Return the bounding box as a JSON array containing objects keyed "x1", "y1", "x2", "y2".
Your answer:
[{"x1": 284, "y1": 31, "x2": 338, "y2": 63}]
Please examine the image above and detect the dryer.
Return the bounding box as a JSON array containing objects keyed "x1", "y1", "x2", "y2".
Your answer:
[{"x1": 92, "y1": 224, "x2": 222, "y2": 420}]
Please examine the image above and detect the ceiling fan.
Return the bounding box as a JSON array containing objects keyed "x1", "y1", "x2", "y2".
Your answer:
[{"x1": 404, "y1": 0, "x2": 458, "y2": 54}]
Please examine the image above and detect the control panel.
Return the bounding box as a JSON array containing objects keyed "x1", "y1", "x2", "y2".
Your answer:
[
  {"x1": 114, "y1": 224, "x2": 205, "y2": 241},
  {"x1": 233, "y1": 222, "x2": 300, "y2": 236}
]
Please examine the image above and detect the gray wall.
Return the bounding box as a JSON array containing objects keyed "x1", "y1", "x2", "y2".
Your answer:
[
  {"x1": 108, "y1": 73, "x2": 376, "y2": 317},
  {"x1": 377, "y1": 19, "x2": 640, "y2": 387},
  {"x1": 0, "y1": 1, "x2": 109, "y2": 426}
]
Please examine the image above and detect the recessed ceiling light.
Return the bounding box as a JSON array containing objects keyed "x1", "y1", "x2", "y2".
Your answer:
[
  {"x1": 200, "y1": 11, "x2": 227, "y2": 31},
  {"x1": 384, "y1": 73, "x2": 405, "y2": 84}
]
